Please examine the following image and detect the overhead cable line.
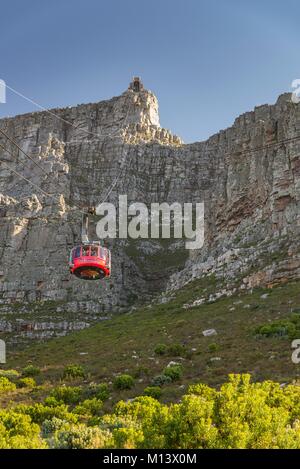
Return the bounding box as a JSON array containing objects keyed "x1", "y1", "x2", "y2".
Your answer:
[
  {"x1": 5, "y1": 83, "x2": 128, "y2": 141},
  {"x1": 0, "y1": 142, "x2": 86, "y2": 213},
  {"x1": 0, "y1": 159, "x2": 52, "y2": 198},
  {"x1": 231, "y1": 134, "x2": 300, "y2": 156},
  {"x1": 3, "y1": 84, "x2": 133, "y2": 210},
  {"x1": 0, "y1": 127, "x2": 49, "y2": 176}
]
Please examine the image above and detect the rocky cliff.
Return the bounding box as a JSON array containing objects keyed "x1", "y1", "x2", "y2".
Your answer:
[{"x1": 0, "y1": 78, "x2": 300, "y2": 342}]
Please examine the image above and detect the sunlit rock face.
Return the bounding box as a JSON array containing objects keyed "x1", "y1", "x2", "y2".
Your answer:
[{"x1": 0, "y1": 78, "x2": 300, "y2": 340}]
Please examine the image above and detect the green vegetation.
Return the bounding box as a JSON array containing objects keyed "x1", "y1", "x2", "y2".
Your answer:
[
  {"x1": 208, "y1": 343, "x2": 219, "y2": 353},
  {"x1": 73, "y1": 398, "x2": 103, "y2": 417},
  {"x1": 113, "y1": 374, "x2": 135, "y2": 390},
  {"x1": 163, "y1": 364, "x2": 183, "y2": 382},
  {"x1": 3, "y1": 279, "x2": 300, "y2": 397},
  {"x1": 0, "y1": 374, "x2": 300, "y2": 448},
  {"x1": 255, "y1": 314, "x2": 300, "y2": 339},
  {"x1": 124, "y1": 238, "x2": 189, "y2": 279},
  {"x1": 151, "y1": 374, "x2": 172, "y2": 386},
  {"x1": 154, "y1": 343, "x2": 187, "y2": 357},
  {"x1": 0, "y1": 409, "x2": 47, "y2": 448},
  {"x1": 50, "y1": 386, "x2": 83, "y2": 405},
  {"x1": 83, "y1": 383, "x2": 110, "y2": 401},
  {"x1": 0, "y1": 370, "x2": 20, "y2": 380},
  {"x1": 17, "y1": 377, "x2": 36, "y2": 389},
  {"x1": 143, "y1": 386, "x2": 162, "y2": 399},
  {"x1": 63, "y1": 364, "x2": 85, "y2": 380},
  {"x1": 22, "y1": 365, "x2": 40, "y2": 377},
  {"x1": 0, "y1": 377, "x2": 16, "y2": 394},
  {"x1": 1, "y1": 279, "x2": 300, "y2": 447},
  {"x1": 154, "y1": 343, "x2": 168, "y2": 355}
]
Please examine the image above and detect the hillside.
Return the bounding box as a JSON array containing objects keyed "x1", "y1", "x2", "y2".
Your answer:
[
  {"x1": 2, "y1": 277, "x2": 300, "y2": 409},
  {"x1": 0, "y1": 275, "x2": 300, "y2": 448}
]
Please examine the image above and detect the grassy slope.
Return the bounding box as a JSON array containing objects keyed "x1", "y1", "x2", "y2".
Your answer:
[{"x1": 3, "y1": 276, "x2": 300, "y2": 408}]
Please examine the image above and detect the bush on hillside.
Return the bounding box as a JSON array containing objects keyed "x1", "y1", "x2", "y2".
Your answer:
[
  {"x1": 143, "y1": 386, "x2": 162, "y2": 400},
  {"x1": 17, "y1": 377, "x2": 36, "y2": 389},
  {"x1": 113, "y1": 374, "x2": 135, "y2": 390},
  {"x1": 17, "y1": 403, "x2": 78, "y2": 426},
  {"x1": 41, "y1": 417, "x2": 70, "y2": 438},
  {"x1": 166, "y1": 343, "x2": 186, "y2": 357},
  {"x1": 53, "y1": 424, "x2": 110, "y2": 449},
  {"x1": 83, "y1": 383, "x2": 109, "y2": 401},
  {"x1": 22, "y1": 365, "x2": 40, "y2": 377},
  {"x1": 151, "y1": 374, "x2": 172, "y2": 387},
  {"x1": 50, "y1": 386, "x2": 82, "y2": 405},
  {"x1": 0, "y1": 410, "x2": 47, "y2": 449},
  {"x1": 0, "y1": 369, "x2": 20, "y2": 380},
  {"x1": 154, "y1": 344, "x2": 167, "y2": 355},
  {"x1": 163, "y1": 364, "x2": 183, "y2": 382},
  {"x1": 154, "y1": 343, "x2": 186, "y2": 357},
  {"x1": 63, "y1": 364, "x2": 85, "y2": 380},
  {"x1": 208, "y1": 343, "x2": 219, "y2": 353},
  {"x1": 0, "y1": 377, "x2": 16, "y2": 394},
  {"x1": 73, "y1": 398, "x2": 103, "y2": 417}
]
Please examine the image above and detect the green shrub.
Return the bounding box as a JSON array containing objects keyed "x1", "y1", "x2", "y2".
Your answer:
[
  {"x1": 167, "y1": 343, "x2": 186, "y2": 357},
  {"x1": 83, "y1": 383, "x2": 109, "y2": 401},
  {"x1": 154, "y1": 343, "x2": 186, "y2": 357},
  {"x1": 74, "y1": 398, "x2": 103, "y2": 417},
  {"x1": 17, "y1": 403, "x2": 78, "y2": 426},
  {"x1": 41, "y1": 417, "x2": 70, "y2": 437},
  {"x1": 50, "y1": 386, "x2": 82, "y2": 405},
  {"x1": 63, "y1": 364, "x2": 85, "y2": 380},
  {"x1": 17, "y1": 377, "x2": 36, "y2": 388},
  {"x1": 0, "y1": 377, "x2": 16, "y2": 394},
  {"x1": 22, "y1": 365, "x2": 40, "y2": 377},
  {"x1": 53, "y1": 424, "x2": 111, "y2": 449},
  {"x1": 163, "y1": 364, "x2": 183, "y2": 382},
  {"x1": 187, "y1": 382, "x2": 217, "y2": 400},
  {"x1": 154, "y1": 344, "x2": 167, "y2": 355},
  {"x1": 113, "y1": 374, "x2": 135, "y2": 390},
  {"x1": 0, "y1": 434, "x2": 47, "y2": 449},
  {"x1": 208, "y1": 343, "x2": 219, "y2": 353},
  {"x1": 151, "y1": 374, "x2": 172, "y2": 387},
  {"x1": 143, "y1": 386, "x2": 162, "y2": 400},
  {"x1": 44, "y1": 397, "x2": 61, "y2": 407},
  {"x1": 254, "y1": 318, "x2": 300, "y2": 339},
  {"x1": 133, "y1": 366, "x2": 150, "y2": 378},
  {"x1": 0, "y1": 369, "x2": 20, "y2": 380},
  {"x1": 0, "y1": 409, "x2": 47, "y2": 449}
]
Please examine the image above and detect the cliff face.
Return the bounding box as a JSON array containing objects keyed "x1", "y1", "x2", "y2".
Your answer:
[
  {"x1": 167, "y1": 93, "x2": 300, "y2": 298},
  {"x1": 0, "y1": 79, "x2": 300, "y2": 341}
]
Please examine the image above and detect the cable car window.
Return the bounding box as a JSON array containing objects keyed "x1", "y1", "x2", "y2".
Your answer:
[
  {"x1": 82, "y1": 246, "x2": 90, "y2": 256},
  {"x1": 73, "y1": 247, "x2": 81, "y2": 259},
  {"x1": 91, "y1": 246, "x2": 98, "y2": 257}
]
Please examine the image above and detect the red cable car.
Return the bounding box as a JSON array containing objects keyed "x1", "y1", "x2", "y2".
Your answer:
[
  {"x1": 69, "y1": 242, "x2": 111, "y2": 280},
  {"x1": 69, "y1": 210, "x2": 111, "y2": 280}
]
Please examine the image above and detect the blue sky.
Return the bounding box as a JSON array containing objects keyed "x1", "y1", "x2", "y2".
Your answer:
[{"x1": 0, "y1": 0, "x2": 299, "y2": 142}]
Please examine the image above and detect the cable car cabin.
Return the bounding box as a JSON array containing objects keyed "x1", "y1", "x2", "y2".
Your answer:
[{"x1": 69, "y1": 244, "x2": 111, "y2": 280}]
